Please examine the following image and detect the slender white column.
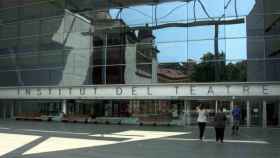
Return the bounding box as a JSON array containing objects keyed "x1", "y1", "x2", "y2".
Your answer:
[
  {"x1": 62, "y1": 100, "x2": 67, "y2": 114},
  {"x1": 187, "y1": 101, "x2": 191, "y2": 126},
  {"x1": 262, "y1": 100, "x2": 267, "y2": 128},
  {"x1": 183, "y1": 100, "x2": 191, "y2": 126},
  {"x1": 230, "y1": 100, "x2": 234, "y2": 125},
  {"x1": 183, "y1": 101, "x2": 186, "y2": 127},
  {"x1": 215, "y1": 100, "x2": 218, "y2": 113},
  {"x1": 246, "y1": 100, "x2": 251, "y2": 127}
]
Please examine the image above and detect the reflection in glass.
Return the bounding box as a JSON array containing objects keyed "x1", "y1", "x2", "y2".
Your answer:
[{"x1": 0, "y1": 0, "x2": 280, "y2": 86}]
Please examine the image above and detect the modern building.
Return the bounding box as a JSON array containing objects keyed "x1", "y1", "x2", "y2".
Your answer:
[
  {"x1": 247, "y1": 0, "x2": 280, "y2": 82},
  {"x1": 0, "y1": 0, "x2": 279, "y2": 127},
  {"x1": 247, "y1": 0, "x2": 280, "y2": 126}
]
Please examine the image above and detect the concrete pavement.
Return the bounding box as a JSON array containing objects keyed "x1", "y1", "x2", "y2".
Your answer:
[{"x1": 0, "y1": 120, "x2": 279, "y2": 158}]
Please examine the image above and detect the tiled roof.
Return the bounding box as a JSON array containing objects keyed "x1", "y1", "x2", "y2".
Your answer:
[{"x1": 158, "y1": 68, "x2": 188, "y2": 80}]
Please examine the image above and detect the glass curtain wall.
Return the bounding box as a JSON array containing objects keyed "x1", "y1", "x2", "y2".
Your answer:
[
  {"x1": 0, "y1": 0, "x2": 279, "y2": 126},
  {"x1": 0, "y1": 0, "x2": 279, "y2": 86}
]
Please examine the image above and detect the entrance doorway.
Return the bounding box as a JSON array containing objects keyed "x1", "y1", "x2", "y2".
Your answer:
[
  {"x1": 267, "y1": 101, "x2": 279, "y2": 126},
  {"x1": 250, "y1": 100, "x2": 263, "y2": 126}
]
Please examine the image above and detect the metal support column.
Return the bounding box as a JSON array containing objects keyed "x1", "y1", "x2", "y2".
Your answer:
[
  {"x1": 183, "y1": 101, "x2": 186, "y2": 127},
  {"x1": 62, "y1": 100, "x2": 67, "y2": 114},
  {"x1": 230, "y1": 100, "x2": 234, "y2": 125},
  {"x1": 246, "y1": 100, "x2": 251, "y2": 127},
  {"x1": 183, "y1": 100, "x2": 191, "y2": 126},
  {"x1": 215, "y1": 100, "x2": 218, "y2": 113},
  {"x1": 262, "y1": 100, "x2": 267, "y2": 128},
  {"x1": 103, "y1": 31, "x2": 108, "y2": 84}
]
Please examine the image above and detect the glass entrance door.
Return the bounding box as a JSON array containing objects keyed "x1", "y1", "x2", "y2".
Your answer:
[
  {"x1": 250, "y1": 100, "x2": 262, "y2": 126},
  {"x1": 267, "y1": 101, "x2": 279, "y2": 126}
]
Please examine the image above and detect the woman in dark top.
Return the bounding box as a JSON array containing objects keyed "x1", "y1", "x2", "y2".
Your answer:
[{"x1": 214, "y1": 108, "x2": 227, "y2": 143}]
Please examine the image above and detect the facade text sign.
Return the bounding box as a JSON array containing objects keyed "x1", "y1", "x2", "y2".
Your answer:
[{"x1": 0, "y1": 83, "x2": 279, "y2": 99}]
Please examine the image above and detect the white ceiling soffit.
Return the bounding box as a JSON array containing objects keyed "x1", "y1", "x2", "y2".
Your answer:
[{"x1": 67, "y1": 0, "x2": 192, "y2": 10}]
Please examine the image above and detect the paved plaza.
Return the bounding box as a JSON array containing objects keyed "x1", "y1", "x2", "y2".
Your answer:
[{"x1": 0, "y1": 120, "x2": 279, "y2": 158}]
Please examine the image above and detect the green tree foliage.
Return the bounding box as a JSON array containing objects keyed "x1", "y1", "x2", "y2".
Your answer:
[
  {"x1": 225, "y1": 61, "x2": 247, "y2": 82},
  {"x1": 191, "y1": 52, "x2": 226, "y2": 82},
  {"x1": 190, "y1": 52, "x2": 246, "y2": 82}
]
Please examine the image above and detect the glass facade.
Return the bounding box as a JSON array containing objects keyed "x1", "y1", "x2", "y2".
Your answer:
[
  {"x1": 0, "y1": 0, "x2": 279, "y2": 127},
  {"x1": 0, "y1": 0, "x2": 279, "y2": 86}
]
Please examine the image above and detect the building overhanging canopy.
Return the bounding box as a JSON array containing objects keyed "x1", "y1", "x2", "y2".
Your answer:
[{"x1": 67, "y1": 0, "x2": 191, "y2": 12}]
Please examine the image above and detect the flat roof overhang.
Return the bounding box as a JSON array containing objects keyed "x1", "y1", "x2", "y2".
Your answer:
[{"x1": 67, "y1": 0, "x2": 191, "y2": 12}]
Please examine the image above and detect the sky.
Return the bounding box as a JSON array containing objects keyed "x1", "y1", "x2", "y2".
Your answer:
[{"x1": 110, "y1": 0, "x2": 256, "y2": 63}]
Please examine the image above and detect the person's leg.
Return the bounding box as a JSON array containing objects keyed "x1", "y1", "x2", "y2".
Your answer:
[
  {"x1": 236, "y1": 121, "x2": 240, "y2": 136},
  {"x1": 201, "y1": 123, "x2": 206, "y2": 140},
  {"x1": 221, "y1": 128, "x2": 225, "y2": 143},
  {"x1": 232, "y1": 121, "x2": 236, "y2": 136},
  {"x1": 218, "y1": 128, "x2": 222, "y2": 142},
  {"x1": 198, "y1": 123, "x2": 203, "y2": 140},
  {"x1": 215, "y1": 128, "x2": 219, "y2": 142}
]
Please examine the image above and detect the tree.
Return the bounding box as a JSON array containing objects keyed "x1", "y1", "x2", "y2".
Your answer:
[
  {"x1": 225, "y1": 61, "x2": 247, "y2": 82},
  {"x1": 191, "y1": 52, "x2": 226, "y2": 82}
]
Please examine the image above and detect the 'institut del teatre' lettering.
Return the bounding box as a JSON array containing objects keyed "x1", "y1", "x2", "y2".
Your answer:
[{"x1": 13, "y1": 84, "x2": 277, "y2": 99}]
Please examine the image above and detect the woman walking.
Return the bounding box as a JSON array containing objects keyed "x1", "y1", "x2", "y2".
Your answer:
[
  {"x1": 214, "y1": 107, "x2": 227, "y2": 143},
  {"x1": 197, "y1": 105, "x2": 208, "y2": 141}
]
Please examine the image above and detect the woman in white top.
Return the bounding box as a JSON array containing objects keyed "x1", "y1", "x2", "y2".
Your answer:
[{"x1": 197, "y1": 105, "x2": 207, "y2": 141}]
